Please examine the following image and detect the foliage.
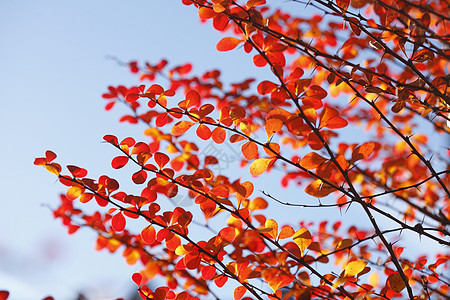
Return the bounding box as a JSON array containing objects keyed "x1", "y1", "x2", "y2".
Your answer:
[{"x1": 30, "y1": 0, "x2": 450, "y2": 299}]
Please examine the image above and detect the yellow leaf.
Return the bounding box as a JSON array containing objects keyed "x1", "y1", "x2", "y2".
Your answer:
[
  {"x1": 67, "y1": 186, "x2": 83, "y2": 200},
  {"x1": 369, "y1": 272, "x2": 379, "y2": 287},
  {"x1": 293, "y1": 228, "x2": 312, "y2": 256},
  {"x1": 265, "y1": 219, "x2": 278, "y2": 239},
  {"x1": 344, "y1": 260, "x2": 367, "y2": 277},
  {"x1": 45, "y1": 164, "x2": 60, "y2": 176},
  {"x1": 249, "y1": 157, "x2": 276, "y2": 176}
]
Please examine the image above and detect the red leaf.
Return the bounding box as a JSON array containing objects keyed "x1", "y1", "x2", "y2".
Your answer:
[
  {"x1": 183, "y1": 89, "x2": 201, "y2": 109},
  {"x1": 120, "y1": 137, "x2": 136, "y2": 147},
  {"x1": 201, "y1": 265, "x2": 216, "y2": 280},
  {"x1": 0, "y1": 291, "x2": 9, "y2": 300},
  {"x1": 112, "y1": 156, "x2": 129, "y2": 169},
  {"x1": 141, "y1": 225, "x2": 156, "y2": 245},
  {"x1": 217, "y1": 37, "x2": 242, "y2": 51},
  {"x1": 155, "y1": 113, "x2": 169, "y2": 127},
  {"x1": 214, "y1": 275, "x2": 228, "y2": 287},
  {"x1": 132, "y1": 170, "x2": 147, "y2": 184},
  {"x1": 336, "y1": 0, "x2": 350, "y2": 11},
  {"x1": 219, "y1": 227, "x2": 236, "y2": 243},
  {"x1": 196, "y1": 124, "x2": 212, "y2": 140},
  {"x1": 257, "y1": 80, "x2": 278, "y2": 95},
  {"x1": 112, "y1": 212, "x2": 126, "y2": 232},
  {"x1": 67, "y1": 165, "x2": 88, "y2": 178},
  {"x1": 125, "y1": 93, "x2": 140, "y2": 102},
  {"x1": 210, "y1": 185, "x2": 230, "y2": 198},
  {"x1": 45, "y1": 150, "x2": 57, "y2": 162},
  {"x1": 154, "y1": 152, "x2": 170, "y2": 169},
  {"x1": 103, "y1": 134, "x2": 118, "y2": 145},
  {"x1": 132, "y1": 273, "x2": 143, "y2": 286}
]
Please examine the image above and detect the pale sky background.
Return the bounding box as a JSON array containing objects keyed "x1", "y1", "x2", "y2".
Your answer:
[
  {"x1": 0, "y1": 1, "x2": 447, "y2": 300},
  {"x1": 0, "y1": 1, "x2": 274, "y2": 299}
]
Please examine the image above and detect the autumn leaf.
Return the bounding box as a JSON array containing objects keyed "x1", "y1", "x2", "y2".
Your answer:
[
  {"x1": 305, "y1": 179, "x2": 336, "y2": 198},
  {"x1": 171, "y1": 121, "x2": 195, "y2": 136},
  {"x1": 249, "y1": 157, "x2": 276, "y2": 176},
  {"x1": 111, "y1": 156, "x2": 129, "y2": 169},
  {"x1": 265, "y1": 219, "x2": 278, "y2": 239},
  {"x1": 344, "y1": 260, "x2": 367, "y2": 277},
  {"x1": 234, "y1": 286, "x2": 246, "y2": 300},
  {"x1": 350, "y1": 142, "x2": 378, "y2": 164},
  {"x1": 111, "y1": 212, "x2": 126, "y2": 232},
  {"x1": 141, "y1": 225, "x2": 156, "y2": 245},
  {"x1": 211, "y1": 127, "x2": 226, "y2": 144},
  {"x1": 388, "y1": 273, "x2": 406, "y2": 292},
  {"x1": 242, "y1": 141, "x2": 258, "y2": 160},
  {"x1": 300, "y1": 152, "x2": 328, "y2": 169},
  {"x1": 132, "y1": 273, "x2": 143, "y2": 286},
  {"x1": 293, "y1": 228, "x2": 312, "y2": 256},
  {"x1": 217, "y1": 37, "x2": 242, "y2": 52},
  {"x1": 265, "y1": 118, "x2": 283, "y2": 139}
]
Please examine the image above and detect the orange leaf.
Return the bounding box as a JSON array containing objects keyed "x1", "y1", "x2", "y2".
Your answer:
[
  {"x1": 293, "y1": 228, "x2": 312, "y2": 256},
  {"x1": 242, "y1": 141, "x2": 258, "y2": 160},
  {"x1": 166, "y1": 234, "x2": 181, "y2": 251},
  {"x1": 411, "y1": 49, "x2": 434, "y2": 62},
  {"x1": 141, "y1": 225, "x2": 156, "y2": 245},
  {"x1": 210, "y1": 185, "x2": 230, "y2": 198},
  {"x1": 250, "y1": 157, "x2": 276, "y2": 176},
  {"x1": 196, "y1": 124, "x2": 212, "y2": 140},
  {"x1": 344, "y1": 260, "x2": 367, "y2": 277},
  {"x1": 211, "y1": 127, "x2": 226, "y2": 144},
  {"x1": 217, "y1": 37, "x2": 242, "y2": 52},
  {"x1": 305, "y1": 179, "x2": 336, "y2": 198},
  {"x1": 300, "y1": 152, "x2": 328, "y2": 169},
  {"x1": 278, "y1": 226, "x2": 295, "y2": 239},
  {"x1": 234, "y1": 286, "x2": 246, "y2": 300},
  {"x1": 265, "y1": 118, "x2": 283, "y2": 139},
  {"x1": 269, "y1": 274, "x2": 293, "y2": 292},
  {"x1": 351, "y1": 142, "x2": 378, "y2": 163},
  {"x1": 257, "y1": 80, "x2": 278, "y2": 95},
  {"x1": 171, "y1": 121, "x2": 195, "y2": 136},
  {"x1": 319, "y1": 107, "x2": 348, "y2": 129}
]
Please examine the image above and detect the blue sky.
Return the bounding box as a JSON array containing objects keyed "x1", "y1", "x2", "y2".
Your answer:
[
  {"x1": 0, "y1": 1, "x2": 238, "y2": 299},
  {"x1": 0, "y1": 1, "x2": 283, "y2": 299},
  {"x1": 1, "y1": 1, "x2": 447, "y2": 299}
]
